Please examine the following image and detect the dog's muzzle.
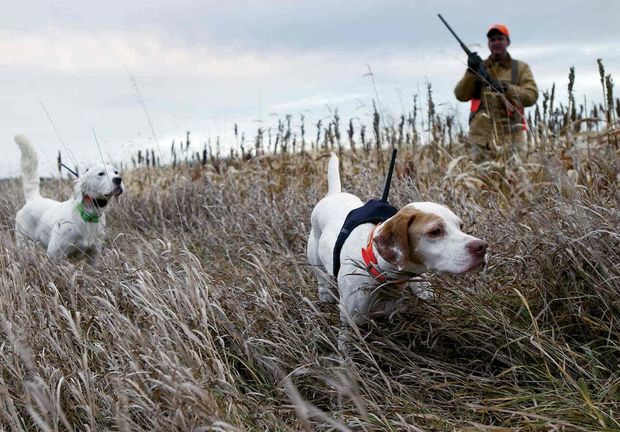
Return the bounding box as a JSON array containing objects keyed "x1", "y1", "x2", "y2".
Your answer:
[{"x1": 111, "y1": 177, "x2": 124, "y2": 196}]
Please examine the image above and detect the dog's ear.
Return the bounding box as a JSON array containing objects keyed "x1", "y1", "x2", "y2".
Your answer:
[{"x1": 374, "y1": 207, "x2": 419, "y2": 271}]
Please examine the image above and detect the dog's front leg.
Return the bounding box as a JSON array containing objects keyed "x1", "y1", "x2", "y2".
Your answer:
[
  {"x1": 338, "y1": 274, "x2": 374, "y2": 323},
  {"x1": 47, "y1": 227, "x2": 72, "y2": 261},
  {"x1": 46, "y1": 241, "x2": 66, "y2": 261},
  {"x1": 337, "y1": 310, "x2": 361, "y2": 355}
]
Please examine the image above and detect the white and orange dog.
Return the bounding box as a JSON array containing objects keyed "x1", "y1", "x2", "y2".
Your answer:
[
  {"x1": 14, "y1": 135, "x2": 124, "y2": 264},
  {"x1": 307, "y1": 153, "x2": 487, "y2": 325}
]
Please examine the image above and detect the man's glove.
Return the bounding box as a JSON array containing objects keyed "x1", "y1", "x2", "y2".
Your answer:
[
  {"x1": 488, "y1": 78, "x2": 508, "y2": 94},
  {"x1": 467, "y1": 52, "x2": 483, "y2": 71}
]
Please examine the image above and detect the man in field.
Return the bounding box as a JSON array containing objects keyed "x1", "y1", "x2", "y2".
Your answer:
[{"x1": 454, "y1": 24, "x2": 538, "y2": 161}]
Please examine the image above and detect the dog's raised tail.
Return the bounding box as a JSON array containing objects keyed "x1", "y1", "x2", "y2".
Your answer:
[
  {"x1": 15, "y1": 135, "x2": 40, "y2": 202},
  {"x1": 326, "y1": 152, "x2": 341, "y2": 196}
]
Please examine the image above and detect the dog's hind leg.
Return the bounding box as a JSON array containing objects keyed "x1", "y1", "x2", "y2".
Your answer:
[
  {"x1": 315, "y1": 269, "x2": 337, "y2": 303},
  {"x1": 307, "y1": 227, "x2": 337, "y2": 303},
  {"x1": 15, "y1": 224, "x2": 26, "y2": 249},
  {"x1": 14, "y1": 215, "x2": 33, "y2": 249}
]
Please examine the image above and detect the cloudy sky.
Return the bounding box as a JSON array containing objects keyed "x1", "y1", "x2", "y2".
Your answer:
[{"x1": 1, "y1": 0, "x2": 618, "y2": 177}]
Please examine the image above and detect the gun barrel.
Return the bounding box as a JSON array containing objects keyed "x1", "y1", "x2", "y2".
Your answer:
[
  {"x1": 437, "y1": 13, "x2": 472, "y2": 56},
  {"x1": 438, "y1": 14, "x2": 510, "y2": 98}
]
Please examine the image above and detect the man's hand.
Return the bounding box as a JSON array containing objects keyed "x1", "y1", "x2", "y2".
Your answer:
[
  {"x1": 467, "y1": 52, "x2": 483, "y2": 71},
  {"x1": 488, "y1": 78, "x2": 508, "y2": 93}
]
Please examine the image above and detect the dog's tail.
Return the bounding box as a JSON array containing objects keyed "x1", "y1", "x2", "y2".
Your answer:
[
  {"x1": 15, "y1": 135, "x2": 40, "y2": 202},
  {"x1": 326, "y1": 152, "x2": 341, "y2": 196}
]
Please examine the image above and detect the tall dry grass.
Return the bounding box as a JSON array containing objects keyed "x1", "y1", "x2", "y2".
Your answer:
[{"x1": 1, "y1": 124, "x2": 618, "y2": 431}]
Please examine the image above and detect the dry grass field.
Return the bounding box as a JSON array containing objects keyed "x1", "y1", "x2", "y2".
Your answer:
[{"x1": 1, "y1": 112, "x2": 619, "y2": 430}]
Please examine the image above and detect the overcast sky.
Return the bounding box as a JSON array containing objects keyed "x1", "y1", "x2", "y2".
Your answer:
[{"x1": 1, "y1": 0, "x2": 618, "y2": 176}]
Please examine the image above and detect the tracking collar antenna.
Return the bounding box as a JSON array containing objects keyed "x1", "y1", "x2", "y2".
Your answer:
[{"x1": 381, "y1": 148, "x2": 397, "y2": 203}]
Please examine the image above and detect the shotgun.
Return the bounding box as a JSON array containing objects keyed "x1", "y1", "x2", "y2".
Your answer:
[{"x1": 437, "y1": 13, "x2": 503, "y2": 93}]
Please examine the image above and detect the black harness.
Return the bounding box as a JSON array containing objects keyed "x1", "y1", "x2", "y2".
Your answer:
[{"x1": 332, "y1": 199, "x2": 398, "y2": 277}]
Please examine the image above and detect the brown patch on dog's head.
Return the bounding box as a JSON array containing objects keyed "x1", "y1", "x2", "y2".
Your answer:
[{"x1": 374, "y1": 207, "x2": 442, "y2": 271}]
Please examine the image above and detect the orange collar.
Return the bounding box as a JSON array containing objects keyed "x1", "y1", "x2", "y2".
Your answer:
[{"x1": 361, "y1": 223, "x2": 387, "y2": 283}]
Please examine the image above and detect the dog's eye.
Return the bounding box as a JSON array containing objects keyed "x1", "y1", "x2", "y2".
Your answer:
[
  {"x1": 114, "y1": 171, "x2": 118, "y2": 175},
  {"x1": 98, "y1": 172, "x2": 105, "y2": 176},
  {"x1": 428, "y1": 228, "x2": 443, "y2": 238}
]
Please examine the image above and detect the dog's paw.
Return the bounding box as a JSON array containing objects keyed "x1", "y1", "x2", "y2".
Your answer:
[
  {"x1": 337, "y1": 331, "x2": 355, "y2": 356},
  {"x1": 409, "y1": 280, "x2": 434, "y2": 301}
]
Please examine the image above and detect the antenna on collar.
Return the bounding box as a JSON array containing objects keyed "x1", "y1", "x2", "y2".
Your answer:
[
  {"x1": 381, "y1": 148, "x2": 397, "y2": 203},
  {"x1": 58, "y1": 162, "x2": 79, "y2": 178}
]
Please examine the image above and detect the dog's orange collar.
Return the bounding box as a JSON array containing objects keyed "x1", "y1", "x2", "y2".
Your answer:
[{"x1": 361, "y1": 223, "x2": 387, "y2": 283}]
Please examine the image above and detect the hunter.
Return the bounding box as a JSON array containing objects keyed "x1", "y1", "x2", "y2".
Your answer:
[{"x1": 454, "y1": 24, "x2": 538, "y2": 160}]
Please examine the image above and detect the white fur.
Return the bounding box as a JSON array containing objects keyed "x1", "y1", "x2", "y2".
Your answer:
[
  {"x1": 14, "y1": 135, "x2": 124, "y2": 264},
  {"x1": 307, "y1": 153, "x2": 488, "y2": 325}
]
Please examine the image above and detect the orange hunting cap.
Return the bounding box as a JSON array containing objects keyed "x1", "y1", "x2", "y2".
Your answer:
[{"x1": 487, "y1": 24, "x2": 510, "y2": 39}]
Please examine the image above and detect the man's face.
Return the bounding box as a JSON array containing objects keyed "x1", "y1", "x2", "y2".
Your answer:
[{"x1": 488, "y1": 33, "x2": 509, "y2": 57}]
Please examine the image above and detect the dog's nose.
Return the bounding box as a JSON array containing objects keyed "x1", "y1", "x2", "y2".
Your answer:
[
  {"x1": 112, "y1": 177, "x2": 122, "y2": 186},
  {"x1": 467, "y1": 239, "x2": 488, "y2": 257}
]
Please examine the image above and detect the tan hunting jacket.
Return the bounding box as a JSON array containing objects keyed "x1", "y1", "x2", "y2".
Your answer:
[{"x1": 454, "y1": 53, "x2": 538, "y2": 147}]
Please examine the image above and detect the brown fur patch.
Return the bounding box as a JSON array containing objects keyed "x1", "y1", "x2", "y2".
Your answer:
[
  {"x1": 407, "y1": 210, "x2": 443, "y2": 266},
  {"x1": 374, "y1": 207, "x2": 442, "y2": 270}
]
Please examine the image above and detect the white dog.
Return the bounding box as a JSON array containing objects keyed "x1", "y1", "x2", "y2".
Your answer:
[
  {"x1": 307, "y1": 153, "x2": 488, "y2": 325},
  {"x1": 14, "y1": 135, "x2": 124, "y2": 264}
]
